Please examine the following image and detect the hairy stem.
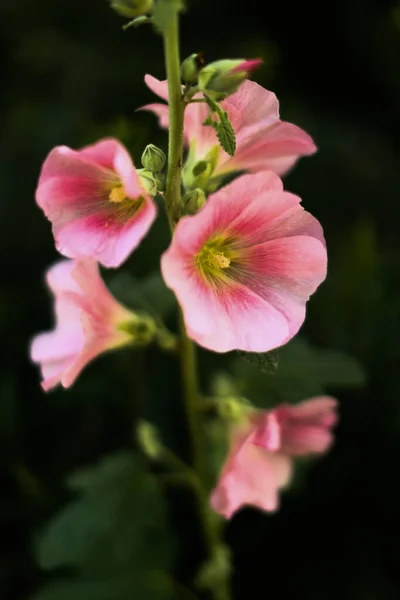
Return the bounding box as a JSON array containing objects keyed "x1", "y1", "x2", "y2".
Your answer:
[
  {"x1": 162, "y1": 11, "x2": 231, "y2": 600},
  {"x1": 163, "y1": 14, "x2": 184, "y2": 221}
]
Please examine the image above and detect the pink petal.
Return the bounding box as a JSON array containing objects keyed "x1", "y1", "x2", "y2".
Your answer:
[
  {"x1": 161, "y1": 247, "x2": 292, "y2": 353},
  {"x1": 139, "y1": 103, "x2": 170, "y2": 131},
  {"x1": 222, "y1": 79, "x2": 279, "y2": 128},
  {"x1": 277, "y1": 396, "x2": 338, "y2": 455},
  {"x1": 252, "y1": 412, "x2": 281, "y2": 451},
  {"x1": 36, "y1": 141, "x2": 155, "y2": 268},
  {"x1": 53, "y1": 196, "x2": 156, "y2": 268},
  {"x1": 211, "y1": 444, "x2": 291, "y2": 518},
  {"x1": 144, "y1": 74, "x2": 170, "y2": 101},
  {"x1": 224, "y1": 120, "x2": 317, "y2": 176}
]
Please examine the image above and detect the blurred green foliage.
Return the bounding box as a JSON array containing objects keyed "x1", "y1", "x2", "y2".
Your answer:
[{"x1": 1, "y1": 0, "x2": 400, "y2": 599}]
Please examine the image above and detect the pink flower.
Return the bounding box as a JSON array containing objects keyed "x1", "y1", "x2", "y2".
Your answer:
[
  {"x1": 35, "y1": 138, "x2": 156, "y2": 268},
  {"x1": 30, "y1": 258, "x2": 140, "y2": 391},
  {"x1": 211, "y1": 396, "x2": 338, "y2": 518},
  {"x1": 141, "y1": 74, "x2": 316, "y2": 180},
  {"x1": 161, "y1": 171, "x2": 327, "y2": 353}
]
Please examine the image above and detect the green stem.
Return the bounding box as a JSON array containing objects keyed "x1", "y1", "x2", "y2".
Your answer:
[
  {"x1": 163, "y1": 14, "x2": 184, "y2": 222},
  {"x1": 162, "y1": 12, "x2": 231, "y2": 600}
]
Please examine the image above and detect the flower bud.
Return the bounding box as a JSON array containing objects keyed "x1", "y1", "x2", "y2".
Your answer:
[
  {"x1": 110, "y1": 0, "x2": 153, "y2": 18},
  {"x1": 218, "y1": 396, "x2": 252, "y2": 423},
  {"x1": 198, "y1": 58, "x2": 262, "y2": 100},
  {"x1": 183, "y1": 188, "x2": 206, "y2": 215},
  {"x1": 137, "y1": 168, "x2": 158, "y2": 197},
  {"x1": 141, "y1": 144, "x2": 166, "y2": 172},
  {"x1": 137, "y1": 420, "x2": 162, "y2": 459},
  {"x1": 180, "y1": 52, "x2": 205, "y2": 84}
]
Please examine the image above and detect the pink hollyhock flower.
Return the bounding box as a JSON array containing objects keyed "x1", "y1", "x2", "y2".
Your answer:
[
  {"x1": 161, "y1": 171, "x2": 327, "y2": 353},
  {"x1": 141, "y1": 74, "x2": 316, "y2": 180},
  {"x1": 35, "y1": 138, "x2": 156, "y2": 268},
  {"x1": 30, "y1": 258, "x2": 145, "y2": 391},
  {"x1": 211, "y1": 396, "x2": 338, "y2": 518}
]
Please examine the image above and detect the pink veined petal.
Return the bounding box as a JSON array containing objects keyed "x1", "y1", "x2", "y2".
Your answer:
[
  {"x1": 223, "y1": 120, "x2": 317, "y2": 176},
  {"x1": 161, "y1": 248, "x2": 292, "y2": 352},
  {"x1": 242, "y1": 235, "x2": 328, "y2": 299},
  {"x1": 79, "y1": 138, "x2": 125, "y2": 170},
  {"x1": 228, "y1": 195, "x2": 325, "y2": 248},
  {"x1": 164, "y1": 172, "x2": 285, "y2": 255},
  {"x1": 60, "y1": 311, "x2": 131, "y2": 388},
  {"x1": 52, "y1": 193, "x2": 156, "y2": 268},
  {"x1": 222, "y1": 79, "x2": 279, "y2": 129},
  {"x1": 70, "y1": 258, "x2": 132, "y2": 321}
]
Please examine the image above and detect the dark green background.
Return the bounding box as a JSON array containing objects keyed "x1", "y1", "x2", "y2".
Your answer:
[{"x1": 1, "y1": 0, "x2": 400, "y2": 598}]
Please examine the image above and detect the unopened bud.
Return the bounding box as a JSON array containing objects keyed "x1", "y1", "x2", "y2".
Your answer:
[
  {"x1": 181, "y1": 52, "x2": 205, "y2": 84},
  {"x1": 141, "y1": 144, "x2": 166, "y2": 172},
  {"x1": 110, "y1": 0, "x2": 153, "y2": 18},
  {"x1": 137, "y1": 168, "x2": 158, "y2": 197},
  {"x1": 137, "y1": 421, "x2": 162, "y2": 459},
  {"x1": 183, "y1": 188, "x2": 206, "y2": 215},
  {"x1": 198, "y1": 58, "x2": 262, "y2": 100}
]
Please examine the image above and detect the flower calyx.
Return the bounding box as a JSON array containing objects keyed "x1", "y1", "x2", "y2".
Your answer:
[{"x1": 110, "y1": 0, "x2": 153, "y2": 18}]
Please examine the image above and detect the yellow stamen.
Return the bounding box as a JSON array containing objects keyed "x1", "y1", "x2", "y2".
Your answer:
[
  {"x1": 109, "y1": 186, "x2": 126, "y2": 204},
  {"x1": 205, "y1": 251, "x2": 230, "y2": 270}
]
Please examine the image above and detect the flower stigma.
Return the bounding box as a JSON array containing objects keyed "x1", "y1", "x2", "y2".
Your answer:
[{"x1": 109, "y1": 186, "x2": 127, "y2": 204}]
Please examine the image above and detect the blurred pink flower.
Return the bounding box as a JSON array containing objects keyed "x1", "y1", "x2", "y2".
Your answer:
[
  {"x1": 36, "y1": 138, "x2": 156, "y2": 268},
  {"x1": 142, "y1": 74, "x2": 316, "y2": 179},
  {"x1": 30, "y1": 258, "x2": 136, "y2": 391},
  {"x1": 211, "y1": 396, "x2": 338, "y2": 518},
  {"x1": 161, "y1": 171, "x2": 327, "y2": 353}
]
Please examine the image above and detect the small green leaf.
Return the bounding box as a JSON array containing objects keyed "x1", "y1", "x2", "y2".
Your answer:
[
  {"x1": 237, "y1": 350, "x2": 279, "y2": 374},
  {"x1": 152, "y1": 0, "x2": 184, "y2": 33},
  {"x1": 214, "y1": 113, "x2": 236, "y2": 156},
  {"x1": 202, "y1": 96, "x2": 236, "y2": 156}
]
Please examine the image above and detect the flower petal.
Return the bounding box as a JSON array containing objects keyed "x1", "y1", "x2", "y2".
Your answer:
[
  {"x1": 224, "y1": 120, "x2": 317, "y2": 176},
  {"x1": 144, "y1": 74, "x2": 169, "y2": 101},
  {"x1": 211, "y1": 444, "x2": 291, "y2": 518}
]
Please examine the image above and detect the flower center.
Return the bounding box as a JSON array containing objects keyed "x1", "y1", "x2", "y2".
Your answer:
[
  {"x1": 205, "y1": 250, "x2": 230, "y2": 270},
  {"x1": 196, "y1": 239, "x2": 234, "y2": 282},
  {"x1": 109, "y1": 186, "x2": 127, "y2": 204}
]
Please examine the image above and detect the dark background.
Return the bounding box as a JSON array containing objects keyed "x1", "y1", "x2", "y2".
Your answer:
[{"x1": 1, "y1": 0, "x2": 400, "y2": 598}]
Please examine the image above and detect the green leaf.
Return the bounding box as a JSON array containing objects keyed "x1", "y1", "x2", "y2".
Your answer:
[
  {"x1": 152, "y1": 0, "x2": 184, "y2": 33},
  {"x1": 233, "y1": 338, "x2": 366, "y2": 408},
  {"x1": 108, "y1": 271, "x2": 176, "y2": 319},
  {"x1": 36, "y1": 452, "x2": 172, "y2": 576},
  {"x1": 203, "y1": 96, "x2": 236, "y2": 156},
  {"x1": 236, "y1": 350, "x2": 279, "y2": 374},
  {"x1": 214, "y1": 113, "x2": 236, "y2": 156}
]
